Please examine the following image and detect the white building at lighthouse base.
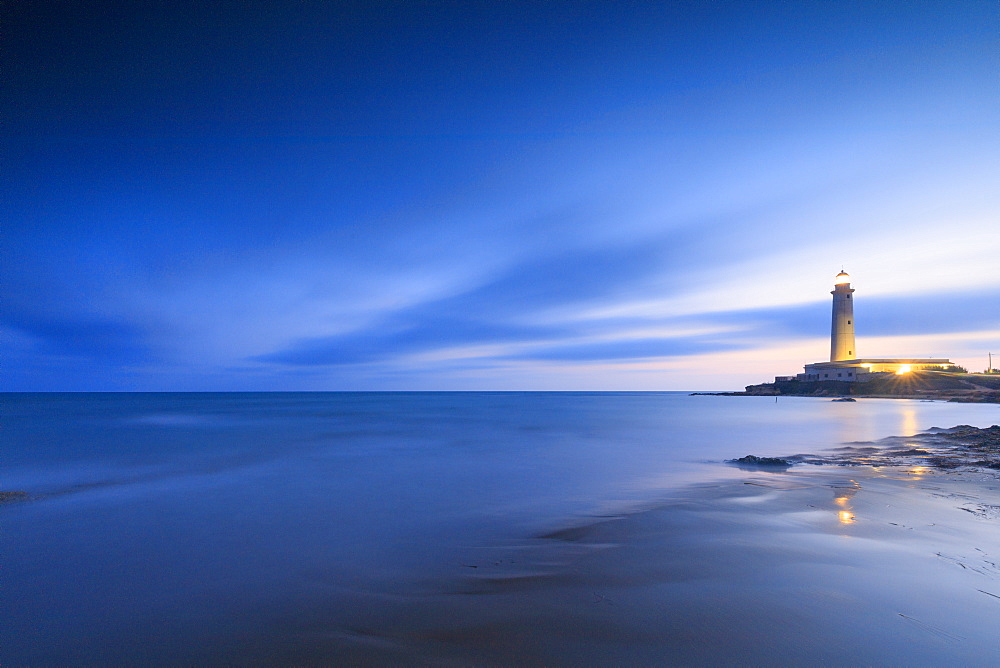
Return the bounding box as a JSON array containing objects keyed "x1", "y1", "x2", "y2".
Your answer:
[{"x1": 782, "y1": 358, "x2": 954, "y2": 383}]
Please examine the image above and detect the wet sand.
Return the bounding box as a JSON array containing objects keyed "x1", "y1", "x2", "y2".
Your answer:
[
  {"x1": 7, "y1": 411, "x2": 999, "y2": 666},
  {"x1": 211, "y1": 430, "x2": 1000, "y2": 666}
]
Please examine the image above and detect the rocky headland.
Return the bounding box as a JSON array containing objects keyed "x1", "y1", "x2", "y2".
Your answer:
[{"x1": 698, "y1": 370, "x2": 1000, "y2": 402}]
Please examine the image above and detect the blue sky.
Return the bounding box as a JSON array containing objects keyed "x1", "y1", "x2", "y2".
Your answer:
[{"x1": 4, "y1": 1, "x2": 998, "y2": 391}]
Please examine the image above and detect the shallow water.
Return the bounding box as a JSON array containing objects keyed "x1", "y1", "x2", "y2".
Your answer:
[{"x1": 2, "y1": 392, "x2": 998, "y2": 664}]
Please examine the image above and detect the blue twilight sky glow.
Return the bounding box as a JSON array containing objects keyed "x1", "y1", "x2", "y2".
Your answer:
[{"x1": 3, "y1": 1, "x2": 999, "y2": 390}]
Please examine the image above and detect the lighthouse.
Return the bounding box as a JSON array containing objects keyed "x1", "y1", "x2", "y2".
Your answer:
[
  {"x1": 830, "y1": 271, "x2": 856, "y2": 361},
  {"x1": 779, "y1": 271, "x2": 954, "y2": 383}
]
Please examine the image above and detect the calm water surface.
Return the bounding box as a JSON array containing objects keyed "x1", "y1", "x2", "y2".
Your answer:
[{"x1": 2, "y1": 392, "x2": 997, "y2": 664}]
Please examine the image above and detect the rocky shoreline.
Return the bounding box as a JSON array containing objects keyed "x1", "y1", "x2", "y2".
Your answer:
[
  {"x1": 696, "y1": 391, "x2": 1000, "y2": 402},
  {"x1": 695, "y1": 370, "x2": 1000, "y2": 403},
  {"x1": 736, "y1": 424, "x2": 1000, "y2": 471}
]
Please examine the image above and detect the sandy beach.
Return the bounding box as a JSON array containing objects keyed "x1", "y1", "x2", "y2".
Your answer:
[
  {"x1": 434, "y1": 467, "x2": 1000, "y2": 666},
  {"x1": 197, "y1": 428, "x2": 1000, "y2": 666},
  {"x1": 4, "y1": 394, "x2": 999, "y2": 666},
  {"x1": 14, "y1": 465, "x2": 999, "y2": 665}
]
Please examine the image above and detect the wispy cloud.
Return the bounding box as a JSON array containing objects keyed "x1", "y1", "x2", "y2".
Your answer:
[{"x1": 3, "y1": 1, "x2": 998, "y2": 389}]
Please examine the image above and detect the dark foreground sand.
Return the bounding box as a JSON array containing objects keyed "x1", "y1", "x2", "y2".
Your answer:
[{"x1": 213, "y1": 428, "x2": 1000, "y2": 666}]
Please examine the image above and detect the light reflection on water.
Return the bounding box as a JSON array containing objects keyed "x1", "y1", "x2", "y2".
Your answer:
[
  {"x1": 901, "y1": 407, "x2": 919, "y2": 437},
  {"x1": 1, "y1": 392, "x2": 997, "y2": 665},
  {"x1": 834, "y1": 481, "x2": 860, "y2": 524}
]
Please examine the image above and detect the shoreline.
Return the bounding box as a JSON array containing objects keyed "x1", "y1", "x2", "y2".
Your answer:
[
  {"x1": 200, "y1": 426, "x2": 1000, "y2": 665},
  {"x1": 725, "y1": 370, "x2": 1000, "y2": 403},
  {"x1": 236, "y1": 466, "x2": 1000, "y2": 666},
  {"x1": 693, "y1": 391, "x2": 1000, "y2": 403},
  {"x1": 5, "y1": 408, "x2": 1000, "y2": 665}
]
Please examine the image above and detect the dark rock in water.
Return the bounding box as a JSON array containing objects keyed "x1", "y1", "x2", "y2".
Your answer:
[
  {"x1": 936, "y1": 425, "x2": 1000, "y2": 450},
  {"x1": 731, "y1": 455, "x2": 791, "y2": 466},
  {"x1": 891, "y1": 448, "x2": 930, "y2": 456},
  {"x1": 831, "y1": 397, "x2": 856, "y2": 402},
  {"x1": 779, "y1": 424, "x2": 1000, "y2": 471},
  {"x1": 0, "y1": 491, "x2": 29, "y2": 504}
]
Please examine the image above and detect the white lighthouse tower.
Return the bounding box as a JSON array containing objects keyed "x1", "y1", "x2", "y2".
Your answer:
[
  {"x1": 830, "y1": 270, "x2": 856, "y2": 361},
  {"x1": 782, "y1": 271, "x2": 954, "y2": 383}
]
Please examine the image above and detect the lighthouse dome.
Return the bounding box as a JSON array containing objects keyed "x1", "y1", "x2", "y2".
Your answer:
[{"x1": 834, "y1": 271, "x2": 850, "y2": 285}]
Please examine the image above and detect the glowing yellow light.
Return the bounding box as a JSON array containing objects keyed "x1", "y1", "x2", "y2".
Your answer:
[
  {"x1": 838, "y1": 511, "x2": 855, "y2": 524},
  {"x1": 896, "y1": 364, "x2": 911, "y2": 375},
  {"x1": 834, "y1": 272, "x2": 851, "y2": 285}
]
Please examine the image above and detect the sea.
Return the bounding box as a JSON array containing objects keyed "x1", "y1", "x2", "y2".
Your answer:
[{"x1": 3, "y1": 392, "x2": 999, "y2": 665}]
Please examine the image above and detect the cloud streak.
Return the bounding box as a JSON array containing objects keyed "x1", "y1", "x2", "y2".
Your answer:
[{"x1": 3, "y1": 1, "x2": 998, "y2": 390}]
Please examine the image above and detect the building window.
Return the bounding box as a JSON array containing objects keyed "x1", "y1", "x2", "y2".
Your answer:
[
  {"x1": 838, "y1": 373, "x2": 842, "y2": 377},
  {"x1": 847, "y1": 295, "x2": 851, "y2": 299},
  {"x1": 847, "y1": 320, "x2": 851, "y2": 324},
  {"x1": 824, "y1": 374, "x2": 829, "y2": 378}
]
